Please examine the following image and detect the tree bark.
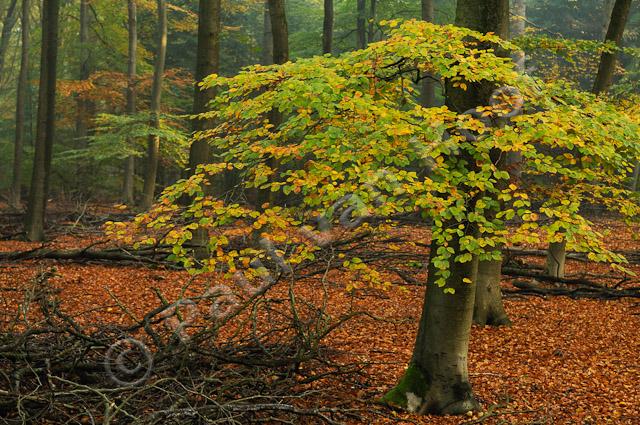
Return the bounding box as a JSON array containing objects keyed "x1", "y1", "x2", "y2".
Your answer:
[
  {"x1": 262, "y1": 0, "x2": 273, "y2": 65},
  {"x1": 10, "y1": 0, "x2": 30, "y2": 210},
  {"x1": 185, "y1": 0, "x2": 221, "y2": 258},
  {"x1": 420, "y1": 0, "x2": 435, "y2": 107},
  {"x1": 356, "y1": 0, "x2": 366, "y2": 49},
  {"x1": 469, "y1": 2, "x2": 511, "y2": 327},
  {"x1": 122, "y1": 0, "x2": 137, "y2": 205},
  {"x1": 74, "y1": 0, "x2": 92, "y2": 192},
  {"x1": 631, "y1": 162, "x2": 640, "y2": 191},
  {"x1": 0, "y1": 0, "x2": 18, "y2": 78},
  {"x1": 592, "y1": 0, "x2": 632, "y2": 95},
  {"x1": 602, "y1": 0, "x2": 616, "y2": 39},
  {"x1": 268, "y1": 0, "x2": 288, "y2": 64},
  {"x1": 382, "y1": 0, "x2": 509, "y2": 414},
  {"x1": 510, "y1": 0, "x2": 526, "y2": 72},
  {"x1": 546, "y1": 240, "x2": 567, "y2": 278},
  {"x1": 141, "y1": 0, "x2": 168, "y2": 209},
  {"x1": 473, "y1": 259, "x2": 511, "y2": 326},
  {"x1": 322, "y1": 0, "x2": 333, "y2": 54},
  {"x1": 24, "y1": 0, "x2": 60, "y2": 241},
  {"x1": 367, "y1": 0, "x2": 376, "y2": 43}
]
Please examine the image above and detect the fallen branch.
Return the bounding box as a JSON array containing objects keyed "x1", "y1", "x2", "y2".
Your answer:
[{"x1": 504, "y1": 279, "x2": 640, "y2": 299}]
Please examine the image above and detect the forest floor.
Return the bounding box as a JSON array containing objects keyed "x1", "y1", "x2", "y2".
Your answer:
[{"x1": 1, "y1": 203, "x2": 639, "y2": 424}]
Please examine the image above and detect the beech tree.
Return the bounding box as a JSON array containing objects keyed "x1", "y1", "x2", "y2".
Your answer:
[
  {"x1": 262, "y1": 0, "x2": 273, "y2": 65},
  {"x1": 24, "y1": 0, "x2": 60, "y2": 241},
  {"x1": 9, "y1": 0, "x2": 29, "y2": 210},
  {"x1": 109, "y1": 17, "x2": 639, "y2": 417},
  {"x1": 185, "y1": 0, "x2": 221, "y2": 257},
  {"x1": 593, "y1": 0, "x2": 633, "y2": 94},
  {"x1": 122, "y1": 0, "x2": 137, "y2": 205},
  {"x1": 356, "y1": 0, "x2": 366, "y2": 49},
  {"x1": 141, "y1": 0, "x2": 168, "y2": 209},
  {"x1": 420, "y1": 0, "x2": 435, "y2": 107},
  {"x1": 268, "y1": 0, "x2": 288, "y2": 65},
  {"x1": 0, "y1": 0, "x2": 18, "y2": 78},
  {"x1": 323, "y1": 0, "x2": 333, "y2": 54}
]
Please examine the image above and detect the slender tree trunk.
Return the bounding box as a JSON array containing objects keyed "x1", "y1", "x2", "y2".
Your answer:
[
  {"x1": 473, "y1": 259, "x2": 511, "y2": 326},
  {"x1": 268, "y1": 0, "x2": 288, "y2": 64},
  {"x1": 511, "y1": 0, "x2": 526, "y2": 71},
  {"x1": 505, "y1": 0, "x2": 525, "y2": 178},
  {"x1": 367, "y1": 0, "x2": 376, "y2": 43},
  {"x1": 259, "y1": 0, "x2": 289, "y2": 207},
  {"x1": 141, "y1": 0, "x2": 167, "y2": 209},
  {"x1": 602, "y1": 0, "x2": 616, "y2": 39},
  {"x1": 262, "y1": 0, "x2": 273, "y2": 65},
  {"x1": 185, "y1": 0, "x2": 221, "y2": 258},
  {"x1": 188, "y1": 0, "x2": 220, "y2": 164},
  {"x1": 420, "y1": 0, "x2": 435, "y2": 107},
  {"x1": 24, "y1": 0, "x2": 60, "y2": 241},
  {"x1": 75, "y1": 0, "x2": 91, "y2": 193},
  {"x1": 122, "y1": 0, "x2": 137, "y2": 205},
  {"x1": 356, "y1": 0, "x2": 366, "y2": 49},
  {"x1": 382, "y1": 0, "x2": 509, "y2": 414},
  {"x1": 10, "y1": 0, "x2": 30, "y2": 210},
  {"x1": 631, "y1": 162, "x2": 640, "y2": 191},
  {"x1": 471, "y1": 1, "x2": 512, "y2": 327},
  {"x1": 546, "y1": 240, "x2": 567, "y2": 278},
  {"x1": 593, "y1": 0, "x2": 632, "y2": 95},
  {"x1": 0, "y1": 0, "x2": 18, "y2": 78},
  {"x1": 322, "y1": 0, "x2": 333, "y2": 54}
]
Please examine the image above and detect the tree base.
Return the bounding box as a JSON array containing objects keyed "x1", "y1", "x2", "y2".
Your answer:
[
  {"x1": 379, "y1": 364, "x2": 480, "y2": 415},
  {"x1": 473, "y1": 313, "x2": 512, "y2": 327}
]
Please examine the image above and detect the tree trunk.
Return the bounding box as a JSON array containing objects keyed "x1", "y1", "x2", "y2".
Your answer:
[
  {"x1": 262, "y1": 0, "x2": 273, "y2": 65},
  {"x1": 593, "y1": 0, "x2": 632, "y2": 95},
  {"x1": 75, "y1": 0, "x2": 92, "y2": 192},
  {"x1": 602, "y1": 0, "x2": 616, "y2": 39},
  {"x1": 0, "y1": 0, "x2": 18, "y2": 78},
  {"x1": 473, "y1": 260, "x2": 511, "y2": 326},
  {"x1": 259, "y1": 0, "x2": 289, "y2": 207},
  {"x1": 546, "y1": 240, "x2": 567, "y2": 278},
  {"x1": 356, "y1": 0, "x2": 366, "y2": 49},
  {"x1": 322, "y1": 0, "x2": 333, "y2": 54},
  {"x1": 420, "y1": 0, "x2": 435, "y2": 107},
  {"x1": 141, "y1": 0, "x2": 168, "y2": 209},
  {"x1": 367, "y1": 0, "x2": 376, "y2": 43},
  {"x1": 122, "y1": 0, "x2": 137, "y2": 205},
  {"x1": 10, "y1": 0, "x2": 30, "y2": 210},
  {"x1": 631, "y1": 162, "x2": 640, "y2": 191},
  {"x1": 382, "y1": 0, "x2": 509, "y2": 414},
  {"x1": 510, "y1": 0, "x2": 526, "y2": 71},
  {"x1": 268, "y1": 0, "x2": 288, "y2": 64},
  {"x1": 185, "y1": 0, "x2": 221, "y2": 258},
  {"x1": 381, "y1": 241, "x2": 480, "y2": 414},
  {"x1": 470, "y1": 2, "x2": 511, "y2": 327},
  {"x1": 24, "y1": 0, "x2": 60, "y2": 241}
]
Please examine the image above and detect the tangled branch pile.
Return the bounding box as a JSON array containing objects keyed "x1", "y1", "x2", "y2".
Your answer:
[{"x1": 0, "y1": 269, "x2": 365, "y2": 424}]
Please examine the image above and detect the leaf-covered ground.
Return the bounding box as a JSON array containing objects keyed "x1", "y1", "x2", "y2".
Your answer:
[{"x1": 1, "y1": 207, "x2": 639, "y2": 424}]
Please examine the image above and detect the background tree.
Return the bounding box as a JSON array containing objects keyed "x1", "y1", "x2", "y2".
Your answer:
[
  {"x1": 122, "y1": 0, "x2": 137, "y2": 205},
  {"x1": 141, "y1": 0, "x2": 168, "y2": 209},
  {"x1": 593, "y1": 0, "x2": 634, "y2": 94},
  {"x1": 9, "y1": 0, "x2": 29, "y2": 210},
  {"x1": 24, "y1": 0, "x2": 60, "y2": 241},
  {"x1": 356, "y1": 0, "x2": 366, "y2": 49},
  {"x1": 268, "y1": 0, "x2": 288, "y2": 64},
  {"x1": 262, "y1": 0, "x2": 273, "y2": 65},
  {"x1": 0, "y1": 0, "x2": 18, "y2": 79},
  {"x1": 420, "y1": 0, "x2": 435, "y2": 107},
  {"x1": 323, "y1": 0, "x2": 333, "y2": 54}
]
